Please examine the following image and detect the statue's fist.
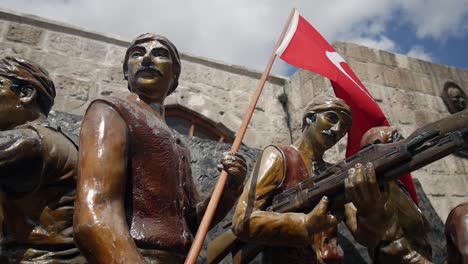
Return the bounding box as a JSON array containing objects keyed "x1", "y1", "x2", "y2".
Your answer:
[
  {"x1": 304, "y1": 197, "x2": 338, "y2": 238},
  {"x1": 218, "y1": 151, "x2": 247, "y2": 188}
]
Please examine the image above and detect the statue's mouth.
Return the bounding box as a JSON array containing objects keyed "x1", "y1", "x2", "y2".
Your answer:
[
  {"x1": 321, "y1": 129, "x2": 336, "y2": 137},
  {"x1": 137, "y1": 67, "x2": 162, "y2": 78}
]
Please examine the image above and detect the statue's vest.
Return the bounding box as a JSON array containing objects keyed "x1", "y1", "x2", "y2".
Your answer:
[{"x1": 96, "y1": 96, "x2": 192, "y2": 254}]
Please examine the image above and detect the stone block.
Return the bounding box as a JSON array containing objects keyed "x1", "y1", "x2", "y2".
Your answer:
[
  {"x1": 57, "y1": 60, "x2": 100, "y2": 81},
  {"x1": 105, "y1": 45, "x2": 126, "y2": 66},
  {"x1": 52, "y1": 75, "x2": 97, "y2": 114},
  {"x1": 98, "y1": 66, "x2": 126, "y2": 85},
  {"x1": 28, "y1": 50, "x2": 69, "y2": 74},
  {"x1": 82, "y1": 39, "x2": 108, "y2": 61},
  {"x1": 311, "y1": 75, "x2": 327, "y2": 97},
  {"x1": 5, "y1": 23, "x2": 44, "y2": 46},
  {"x1": 366, "y1": 63, "x2": 385, "y2": 85},
  {"x1": 456, "y1": 68, "x2": 468, "y2": 83},
  {"x1": 0, "y1": 42, "x2": 30, "y2": 58},
  {"x1": 382, "y1": 66, "x2": 400, "y2": 88},
  {"x1": 413, "y1": 73, "x2": 436, "y2": 95},
  {"x1": 98, "y1": 82, "x2": 128, "y2": 99},
  {"x1": 344, "y1": 43, "x2": 363, "y2": 61},
  {"x1": 430, "y1": 63, "x2": 450, "y2": 78},
  {"x1": 347, "y1": 59, "x2": 369, "y2": 82},
  {"x1": 379, "y1": 50, "x2": 397, "y2": 67},
  {"x1": 360, "y1": 45, "x2": 379, "y2": 64},
  {"x1": 398, "y1": 69, "x2": 417, "y2": 92},
  {"x1": 395, "y1": 54, "x2": 409, "y2": 69},
  {"x1": 46, "y1": 32, "x2": 82, "y2": 57}
]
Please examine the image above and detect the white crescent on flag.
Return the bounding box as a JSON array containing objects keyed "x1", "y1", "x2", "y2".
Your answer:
[{"x1": 325, "y1": 51, "x2": 374, "y2": 100}]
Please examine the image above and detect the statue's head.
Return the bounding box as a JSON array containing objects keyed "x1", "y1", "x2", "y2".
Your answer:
[
  {"x1": 0, "y1": 57, "x2": 55, "y2": 129},
  {"x1": 442, "y1": 81, "x2": 467, "y2": 114},
  {"x1": 123, "y1": 33, "x2": 181, "y2": 102},
  {"x1": 301, "y1": 95, "x2": 352, "y2": 151}
]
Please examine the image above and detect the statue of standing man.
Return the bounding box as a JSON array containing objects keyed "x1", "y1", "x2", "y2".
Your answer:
[{"x1": 73, "y1": 33, "x2": 247, "y2": 264}]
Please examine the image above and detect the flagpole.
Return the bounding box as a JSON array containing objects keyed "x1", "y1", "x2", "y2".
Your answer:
[{"x1": 184, "y1": 7, "x2": 296, "y2": 264}]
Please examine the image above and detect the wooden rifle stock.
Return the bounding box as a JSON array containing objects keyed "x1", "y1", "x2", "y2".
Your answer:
[{"x1": 207, "y1": 109, "x2": 468, "y2": 264}]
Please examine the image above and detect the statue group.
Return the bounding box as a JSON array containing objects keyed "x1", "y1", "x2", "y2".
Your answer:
[{"x1": 0, "y1": 33, "x2": 466, "y2": 264}]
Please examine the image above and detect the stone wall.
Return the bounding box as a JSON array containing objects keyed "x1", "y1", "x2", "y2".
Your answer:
[
  {"x1": 0, "y1": 8, "x2": 467, "y2": 220},
  {"x1": 0, "y1": 8, "x2": 290, "y2": 149},
  {"x1": 285, "y1": 41, "x2": 468, "y2": 220}
]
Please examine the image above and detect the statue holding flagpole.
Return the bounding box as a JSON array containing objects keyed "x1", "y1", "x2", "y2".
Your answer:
[{"x1": 73, "y1": 33, "x2": 248, "y2": 264}]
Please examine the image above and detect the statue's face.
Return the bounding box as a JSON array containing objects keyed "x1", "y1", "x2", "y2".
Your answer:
[
  {"x1": 0, "y1": 76, "x2": 27, "y2": 130},
  {"x1": 126, "y1": 40, "x2": 174, "y2": 103},
  {"x1": 448, "y1": 87, "x2": 466, "y2": 112},
  {"x1": 303, "y1": 110, "x2": 348, "y2": 150}
]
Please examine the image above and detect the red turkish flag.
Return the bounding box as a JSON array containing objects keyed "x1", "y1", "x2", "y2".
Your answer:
[{"x1": 276, "y1": 9, "x2": 418, "y2": 204}]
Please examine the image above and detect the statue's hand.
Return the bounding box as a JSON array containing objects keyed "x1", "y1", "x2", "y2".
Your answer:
[
  {"x1": 345, "y1": 163, "x2": 393, "y2": 240},
  {"x1": 304, "y1": 197, "x2": 338, "y2": 238},
  {"x1": 217, "y1": 151, "x2": 247, "y2": 189}
]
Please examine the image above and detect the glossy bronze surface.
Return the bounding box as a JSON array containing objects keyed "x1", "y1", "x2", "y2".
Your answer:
[
  {"x1": 210, "y1": 96, "x2": 438, "y2": 264},
  {"x1": 445, "y1": 202, "x2": 468, "y2": 264},
  {"x1": 74, "y1": 33, "x2": 246, "y2": 264},
  {"x1": 0, "y1": 57, "x2": 80, "y2": 263},
  {"x1": 442, "y1": 81, "x2": 467, "y2": 114},
  {"x1": 226, "y1": 97, "x2": 354, "y2": 263}
]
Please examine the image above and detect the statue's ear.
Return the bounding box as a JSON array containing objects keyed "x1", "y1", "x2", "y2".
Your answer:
[{"x1": 19, "y1": 86, "x2": 37, "y2": 106}]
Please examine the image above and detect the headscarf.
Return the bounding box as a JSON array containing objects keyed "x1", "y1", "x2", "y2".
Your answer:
[
  {"x1": 0, "y1": 57, "x2": 55, "y2": 114},
  {"x1": 123, "y1": 33, "x2": 181, "y2": 95},
  {"x1": 302, "y1": 95, "x2": 352, "y2": 130}
]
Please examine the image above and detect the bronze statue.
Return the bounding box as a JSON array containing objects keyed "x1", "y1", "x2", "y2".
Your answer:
[
  {"x1": 73, "y1": 33, "x2": 247, "y2": 264},
  {"x1": 0, "y1": 57, "x2": 80, "y2": 263},
  {"x1": 227, "y1": 97, "x2": 432, "y2": 263},
  {"x1": 355, "y1": 126, "x2": 432, "y2": 264},
  {"x1": 445, "y1": 202, "x2": 468, "y2": 264},
  {"x1": 442, "y1": 81, "x2": 467, "y2": 114}
]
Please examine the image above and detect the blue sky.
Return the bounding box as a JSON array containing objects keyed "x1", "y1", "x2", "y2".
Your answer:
[{"x1": 0, "y1": 0, "x2": 467, "y2": 75}]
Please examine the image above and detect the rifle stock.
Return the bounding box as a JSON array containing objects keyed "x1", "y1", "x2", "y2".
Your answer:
[{"x1": 207, "y1": 109, "x2": 468, "y2": 264}]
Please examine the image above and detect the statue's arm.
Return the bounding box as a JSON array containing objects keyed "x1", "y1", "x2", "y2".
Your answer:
[
  {"x1": 0, "y1": 128, "x2": 42, "y2": 189},
  {"x1": 231, "y1": 147, "x2": 335, "y2": 247},
  {"x1": 73, "y1": 102, "x2": 145, "y2": 264},
  {"x1": 374, "y1": 182, "x2": 433, "y2": 264}
]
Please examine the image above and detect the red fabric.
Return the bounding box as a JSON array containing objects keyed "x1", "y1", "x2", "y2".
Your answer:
[{"x1": 278, "y1": 13, "x2": 418, "y2": 204}]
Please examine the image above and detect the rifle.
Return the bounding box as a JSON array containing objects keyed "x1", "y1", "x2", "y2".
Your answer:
[{"x1": 207, "y1": 109, "x2": 468, "y2": 264}]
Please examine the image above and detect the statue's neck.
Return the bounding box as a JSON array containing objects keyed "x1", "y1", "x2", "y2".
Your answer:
[{"x1": 293, "y1": 138, "x2": 326, "y2": 174}]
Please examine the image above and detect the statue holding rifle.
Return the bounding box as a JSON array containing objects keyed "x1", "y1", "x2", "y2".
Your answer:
[{"x1": 216, "y1": 96, "x2": 434, "y2": 264}]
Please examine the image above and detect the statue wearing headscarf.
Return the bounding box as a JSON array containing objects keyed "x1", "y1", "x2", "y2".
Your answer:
[
  {"x1": 0, "y1": 57, "x2": 80, "y2": 263},
  {"x1": 227, "y1": 96, "x2": 410, "y2": 264}
]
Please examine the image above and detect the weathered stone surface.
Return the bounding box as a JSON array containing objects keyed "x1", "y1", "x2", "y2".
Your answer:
[
  {"x1": 0, "y1": 42, "x2": 29, "y2": 57},
  {"x1": 52, "y1": 75, "x2": 97, "y2": 114},
  {"x1": 6, "y1": 23, "x2": 44, "y2": 46},
  {"x1": 382, "y1": 66, "x2": 400, "y2": 88},
  {"x1": 98, "y1": 66, "x2": 126, "y2": 85},
  {"x1": 46, "y1": 32, "x2": 82, "y2": 57},
  {"x1": 81, "y1": 39, "x2": 108, "y2": 61},
  {"x1": 348, "y1": 59, "x2": 369, "y2": 82},
  {"x1": 366, "y1": 63, "x2": 385, "y2": 85},
  {"x1": 105, "y1": 45, "x2": 126, "y2": 66},
  {"x1": 379, "y1": 50, "x2": 397, "y2": 67}
]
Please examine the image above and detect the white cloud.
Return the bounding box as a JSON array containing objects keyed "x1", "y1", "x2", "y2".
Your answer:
[
  {"x1": 348, "y1": 36, "x2": 397, "y2": 52},
  {"x1": 406, "y1": 46, "x2": 433, "y2": 61},
  {"x1": 0, "y1": 0, "x2": 466, "y2": 75}
]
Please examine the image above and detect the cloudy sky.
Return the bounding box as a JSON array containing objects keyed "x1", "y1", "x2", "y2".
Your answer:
[{"x1": 1, "y1": 0, "x2": 467, "y2": 76}]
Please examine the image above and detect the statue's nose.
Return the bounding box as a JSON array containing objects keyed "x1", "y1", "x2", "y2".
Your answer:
[{"x1": 142, "y1": 55, "x2": 152, "y2": 65}]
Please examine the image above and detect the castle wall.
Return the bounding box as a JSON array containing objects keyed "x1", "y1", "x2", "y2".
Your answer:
[
  {"x1": 0, "y1": 8, "x2": 290, "y2": 148},
  {"x1": 0, "y1": 8, "x2": 467, "y2": 219}
]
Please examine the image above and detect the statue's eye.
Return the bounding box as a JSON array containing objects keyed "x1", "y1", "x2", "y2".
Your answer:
[
  {"x1": 131, "y1": 51, "x2": 142, "y2": 58},
  {"x1": 152, "y1": 48, "x2": 169, "y2": 58},
  {"x1": 324, "y1": 112, "x2": 339, "y2": 124}
]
